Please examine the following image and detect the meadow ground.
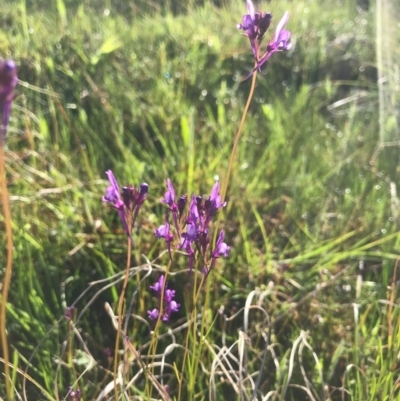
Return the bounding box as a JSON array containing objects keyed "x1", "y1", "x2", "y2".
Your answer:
[{"x1": 0, "y1": 0, "x2": 399, "y2": 400}]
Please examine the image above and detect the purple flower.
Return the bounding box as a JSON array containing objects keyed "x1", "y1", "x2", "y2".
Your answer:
[
  {"x1": 164, "y1": 288, "x2": 176, "y2": 302},
  {"x1": 212, "y1": 230, "x2": 231, "y2": 258},
  {"x1": 187, "y1": 195, "x2": 200, "y2": 226},
  {"x1": 0, "y1": 59, "x2": 18, "y2": 143},
  {"x1": 208, "y1": 230, "x2": 231, "y2": 276},
  {"x1": 246, "y1": 11, "x2": 291, "y2": 78},
  {"x1": 102, "y1": 170, "x2": 148, "y2": 242},
  {"x1": 148, "y1": 275, "x2": 180, "y2": 322},
  {"x1": 129, "y1": 182, "x2": 148, "y2": 232},
  {"x1": 122, "y1": 183, "x2": 148, "y2": 212},
  {"x1": 163, "y1": 299, "x2": 180, "y2": 321},
  {"x1": 162, "y1": 179, "x2": 176, "y2": 207},
  {"x1": 161, "y1": 178, "x2": 180, "y2": 233},
  {"x1": 155, "y1": 179, "x2": 232, "y2": 278},
  {"x1": 182, "y1": 223, "x2": 198, "y2": 242},
  {"x1": 102, "y1": 170, "x2": 130, "y2": 237},
  {"x1": 149, "y1": 274, "x2": 165, "y2": 293},
  {"x1": 148, "y1": 308, "x2": 159, "y2": 320},
  {"x1": 204, "y1": 181, "x2": 226, "y2": 228},
  {"x1": 155, "y1": 223, "x2": 174, "y2": 259},
  {"x1": 154, "y1": 224, "x2": 173, "y2": 241},
  {"x1": 237, "y1": 0, "x2": 272, "y2": 60}
]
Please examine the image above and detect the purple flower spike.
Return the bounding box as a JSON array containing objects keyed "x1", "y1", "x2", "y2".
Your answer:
[
  {"x1": 0, "y1": 59, "x2": 18, "y2": 143},
  {"x1": 246, "y1": 12, "x2": 291, "y2": 78},
  {"x1": 103, "y1": 171, "x2": 148, "y2": 242},
  {"x1": 237, "y1": 0, "x2": 272, "y2": 60},
  {"x1": 103, "y1": 170, "x2": 130, "y2": 238}
]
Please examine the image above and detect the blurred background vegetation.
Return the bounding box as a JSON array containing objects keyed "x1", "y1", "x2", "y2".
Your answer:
[{"x1": 1, "y1": 0, "x2": 399, "y2": 399}]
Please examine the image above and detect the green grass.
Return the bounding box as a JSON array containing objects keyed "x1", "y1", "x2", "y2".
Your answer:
[{"x1": 0, "y1": 0, "x2": 399, "y2": 400}]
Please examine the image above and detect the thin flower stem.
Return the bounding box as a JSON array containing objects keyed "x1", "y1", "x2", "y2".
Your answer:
[
  {"x1": 189, "y1": 276, "x2": 212, "y2": 395},
  {"x1": 221, "y1": 68, "x2": 258, "y2": 203},
  {"x1": 113, "y1": 229, "x2": 132, "y2": 400},
  {"x1": 0, "y1": 144, "x2": 13, "y2": 401},
  {"x1": 146, "y1": 256, "x2": 173, "y2": 399}
]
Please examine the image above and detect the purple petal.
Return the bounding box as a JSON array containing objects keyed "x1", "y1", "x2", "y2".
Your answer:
[
  {"x1": 165, "y1": 288, "x2": 175, "y2": 302},
  {"x1": 277, "y1": 29, "x2": 291, "y2": 50},
  {"x1": 212, "y1": 230, "x2": 231, "y2": 258},
  {"x1": 182, "y1": 223, "x2": 197, "y2": 242},
  {"x1": 150, "y1": 275, "x2": 164, "y2": 293},
  {"x1": 162, "y1": 178, "x2": 175, "y2": 205},
  {"x1": 187, "y1": 195, "x2": 199, "y2": 224},
  {"x1": 106, "y1": 170, "x2": 120, "y2": 196},
  {"x1": 217, "y1": 242, "x2": 230, "y2": 257},
  {"x1": 274, "y1": 11, "x2": 289, "y2": 42},
  {"x1": 246, "y1": 0, "x2": 255, "y2": 19},
  {"x1": 169, "y1": 300, "x2": 180, "y2": 313},
  {"x1": 241, "y1": 15, "x2": 255, "y2": 32},
  {"x1": 148, "y1": 309, "x2": 159, "y2": 320},
  {"x1": 155, "y1": 224, "x2": 169, "y2": 238},
  {"x1": 210, "y1": 181, "x2": 220, "y2": 201}
]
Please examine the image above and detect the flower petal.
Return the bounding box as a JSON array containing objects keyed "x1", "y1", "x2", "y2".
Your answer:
[{"x1": 246, "y1": 0, "x2": 255, "y2": 19}]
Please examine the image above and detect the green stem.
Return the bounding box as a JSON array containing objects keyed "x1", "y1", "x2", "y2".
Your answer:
[
  {"x1": 113, "y1": 232, "x2": 132, "y2": 400},
  {"x1": 220, "y1": 69, "x2": 258, "y2": 203},
  {"x1": 0, "y1": 144, "x2": 13, "y2": 400}
]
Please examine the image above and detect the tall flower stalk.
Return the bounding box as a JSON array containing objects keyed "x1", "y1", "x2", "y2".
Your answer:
[
  {"x1": 0, "y1": 59, "x2": 17, "y2": 401},
  {"x1": 221, "y1": 1, "x2": 291, "y2": 203},
  {"x1": 102, "y1": 170, "x2": 148, "y2": 399}
]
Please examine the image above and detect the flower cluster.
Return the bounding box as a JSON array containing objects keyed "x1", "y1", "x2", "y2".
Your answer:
[
  {"x1": 0, "y1": 59, "x2": 18, "y2": 143},
  {"x1": 148, "y1": 275, "x2": 180, "y2": 322},
  {"x1": 237, "y1": 0, "x2": 291, "y2": 77},
  {"x1": 155, "y1": 179, "x2": 231, "y2": 276},
  {"x1": 102, "y1": 170, "x2": 148, "y2": 242},
  {"x1": 237, "y1": 0, "x2": 272, "y2": 60}
]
